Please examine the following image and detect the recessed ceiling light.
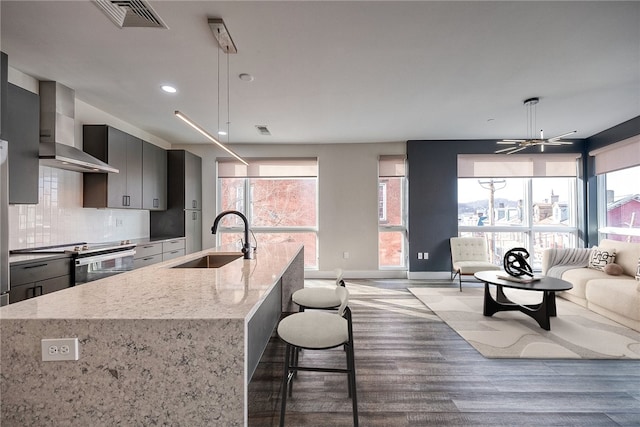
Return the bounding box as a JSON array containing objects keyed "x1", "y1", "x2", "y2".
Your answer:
[
  {"x1": 239, "y1": 73, "x2": 254, "y2": 82},
  {"x1": 161, "y1": 85, "x2": 177, "y2": 93}
]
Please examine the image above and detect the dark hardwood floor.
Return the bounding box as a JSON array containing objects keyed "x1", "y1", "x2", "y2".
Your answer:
[{"x1": 248, "y1": 279, "x2": 640, "y2": 426}]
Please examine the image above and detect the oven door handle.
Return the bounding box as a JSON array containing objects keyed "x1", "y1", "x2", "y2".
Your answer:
[{"x1": 75, "y1": 249, "x2": 137, "y2": 266}]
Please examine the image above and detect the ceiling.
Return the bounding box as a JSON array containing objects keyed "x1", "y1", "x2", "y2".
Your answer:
[{"x1": 1, "y1": 1, "x2": 639, "y2": 146}]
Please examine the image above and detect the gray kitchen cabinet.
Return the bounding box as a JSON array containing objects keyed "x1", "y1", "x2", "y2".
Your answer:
[
  {"x1": 1, "y1": 51, "x2": 7, "y2": 139},
  {"x1": 133, "y1": 241, "x2": 163, "y2": 269},
  {"x1": 185, "y1": 210, "x2": 202, "y2": 255},
  {"x1": 142, "y1": 141, "x2": 167, "y2": 210},
  {"x1": 6, "y1": 83, "x2": 39, "y2": 204},
  {"x1": 150, "y1": 150, "x2": 202, "y2": 254},
  {"x1": 162, "y1": 238, "x2": 186, "y2": 261},
  {"x1": 9, "y1": 257, "x2": 72, "y2": 303},
  {"x1": 83, "y1": 125, "x2": 142, "y2": 209},
  {"x1": 182, "y1": 150, "x2": 202, "y2": 210}
]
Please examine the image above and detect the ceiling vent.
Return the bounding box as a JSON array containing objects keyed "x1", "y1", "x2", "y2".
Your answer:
[
  {"x1": 255, "y1": 125, "x2": 271, "y2": 136},
  {"x1": 93, "y1": 0, "x2": 168, "y2": 29}
]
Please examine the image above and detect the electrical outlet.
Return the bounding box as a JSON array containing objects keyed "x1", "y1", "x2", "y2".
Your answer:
[
  {"x1": 424, "y1": 252, "x2": 429, "y2": 260},
  {"x1": 417, "y1": 252, "x2": 423, "y2": 259},
  {"x1": 343, "y1": 252, "x2": 349, "y2": 259},
  {"x1": 41, "y1": 338, "x2": 80, "y2": 362}
]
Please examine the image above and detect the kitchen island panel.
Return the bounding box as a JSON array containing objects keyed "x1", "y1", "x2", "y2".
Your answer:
[{"x1": 1, "y1": 317, "x2": 245, "y2": 426}]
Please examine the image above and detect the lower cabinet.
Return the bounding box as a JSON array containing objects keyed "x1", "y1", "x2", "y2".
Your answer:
[
  {"x1": 133, "y1": 242, "x2": 163, "y2": 269},
  {"x1": 132, "y1": 238, "x2": 186, "y2": 269},
  {"x1": 162, "y1": 238, "x2": 185, "y2": 261},
  {"x1": 9, "y1": 257, "x2": 72, "y2": 303}
]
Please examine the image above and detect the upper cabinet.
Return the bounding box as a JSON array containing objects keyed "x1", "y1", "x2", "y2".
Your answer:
[
  {"x1": 6, "y1": 83, "x2": 39, "y2": 204},
  {"x1": 142, "y1": 141, "x2": 167, "y2": 210},
  {"x1": 83, "y1": 125, "x2": 143, "y2": 209},
  {"x1": 182, "y1": 149, "x2": 202, "y2": 210}
]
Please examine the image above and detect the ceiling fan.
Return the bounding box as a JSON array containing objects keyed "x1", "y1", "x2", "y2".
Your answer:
[{"x1": 495, "y1": 97, "x2": 576, "y2": 155}]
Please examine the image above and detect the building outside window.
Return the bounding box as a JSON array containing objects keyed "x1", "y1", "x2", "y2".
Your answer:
[
  {"x1": 457, "y1": 154, "x2": 580, "y2": 270},
  {"x1": 217, "y1": 158, "x2": 318, "y2": 268},
  {"x1": 378, "y1": 156, "x2": 407, "y2": 269},
  {"x1": 592, "y1": 136, "x2": 640, "y2": 243}
]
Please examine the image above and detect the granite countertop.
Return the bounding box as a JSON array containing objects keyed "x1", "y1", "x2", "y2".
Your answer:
[{"x1": 0, "y1": 242, "x2": 303, "y2": 321}]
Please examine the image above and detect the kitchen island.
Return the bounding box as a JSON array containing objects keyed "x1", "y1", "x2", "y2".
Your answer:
[{"x1": 0, "y1": 242, "x2": 304, "y2": 426}]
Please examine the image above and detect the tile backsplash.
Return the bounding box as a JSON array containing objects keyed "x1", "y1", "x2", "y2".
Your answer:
[{"x1": 9, "y1": 166, "x2": 149, "y2": 249}]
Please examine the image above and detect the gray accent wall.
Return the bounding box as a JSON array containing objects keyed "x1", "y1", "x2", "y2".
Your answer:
[
  {"x1": 407, "y1": 140, "x2": 585, "y2": 274},
  {"x1": 407, "y1": 115, "x2": 640, "y2": 274}
]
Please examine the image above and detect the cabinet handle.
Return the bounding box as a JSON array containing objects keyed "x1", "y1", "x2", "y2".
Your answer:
[
  {"x1": 27, "y1": 287, "x2": 35, "y2": 299},
  {"x1": 122, "y1": 195, "x2": 127, "y2": 206},
  {"x1": 192, "y1": 200, "x2": 197, "y2": 209},
  {"x1": 23, "y1": 263, "x2": 48, "y2": 269},
  {"x1": 35, "y1": 285, "x2": 44, "y2": 297},
  {"x1": 153, "y1": 198, "x2": 159, "y2": 208},
  {"x1": 170, "y1": 250, "x2": 180, "y2": 254},
  {"x1": 143, "y1": 257, "x2": 154, "y2": 261},
  {"x1": 192, "y1": 211, "x2": 197, "y2": 220},
  {"x1": 127, "y1": 196, "x2": 131, "y2": 206}
]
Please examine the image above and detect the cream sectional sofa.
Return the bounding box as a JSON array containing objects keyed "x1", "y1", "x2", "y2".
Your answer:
[{"x1": 542, "y1": 239, "x2": 640, "y2": 332}]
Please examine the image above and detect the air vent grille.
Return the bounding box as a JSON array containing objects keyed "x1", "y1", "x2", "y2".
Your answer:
[
  {"x1": 93, "y1": 0, "x2": 168, "y2": 29},
  {"x1": 255, "y1": 125, "x2": 271, "y2": 136}
]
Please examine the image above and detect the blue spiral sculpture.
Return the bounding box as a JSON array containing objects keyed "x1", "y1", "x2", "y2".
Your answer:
[{"x1": 503, "y1": 247, "x2": 533, "y2": 277}]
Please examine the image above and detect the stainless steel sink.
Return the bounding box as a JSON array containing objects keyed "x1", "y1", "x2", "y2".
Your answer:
[{"x1": 171, "y1": 253, "x2": 243, "y2": 269}]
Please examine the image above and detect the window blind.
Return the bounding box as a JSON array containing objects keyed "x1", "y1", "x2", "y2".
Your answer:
[
  {"x1": 457, "y1": 154, "x2": 580, "y2": 178},
  {"x1": 589, "y1": 135, "x2": 640, "y2": 175},
  {"x1": 218, "y1": 158, "x2": 318, "y2": 178},
  {"x1": 379, "y1": 155, "x2": 406, "y2": 177}
]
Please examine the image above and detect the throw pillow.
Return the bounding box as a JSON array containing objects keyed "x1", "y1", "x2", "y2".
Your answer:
[
  {"x1": 636, "y1": 258, "x2": 640, "y2": 281},
  {"x1": 588, "y1": 247, "x2": 616, "y2": 271},
  {"x1": 603, "y1": 263, "x2": 623, "y2": 276}
]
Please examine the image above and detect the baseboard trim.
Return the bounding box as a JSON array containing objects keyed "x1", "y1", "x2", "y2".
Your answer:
[
  {"x1": 305, "y1": 270, "x2": 408, "y2": 279},
  {"x1": 407, "y1": 271, "x2": 452, "y2": 280}
]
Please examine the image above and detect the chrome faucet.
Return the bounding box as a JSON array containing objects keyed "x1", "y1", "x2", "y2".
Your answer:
[{"x1": 211, "y1": 210, "x2": 254, "y2": 259}]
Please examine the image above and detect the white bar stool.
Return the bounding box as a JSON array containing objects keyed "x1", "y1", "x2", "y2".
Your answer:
[
  {"x1": 277, "y1": 286, "x2": 358, "y2": 426},
  {"x1": 291, "y1": 268, "x2": 345, "y2": 311}
]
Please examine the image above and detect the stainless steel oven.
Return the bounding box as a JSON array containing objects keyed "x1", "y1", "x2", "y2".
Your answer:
[
  {"x1": 11, "y1": 242, "x2": 136, "y2": 286},
  {"x1": 73, "y1": 244, "x2": 136, "y2": 285}
]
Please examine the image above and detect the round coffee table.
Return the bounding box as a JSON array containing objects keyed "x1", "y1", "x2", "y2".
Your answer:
[{"x1": 474, "y1": 270, "x2": 573, "y2": 331}]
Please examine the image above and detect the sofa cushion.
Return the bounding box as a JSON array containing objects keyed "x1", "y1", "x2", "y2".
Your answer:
[
  {"x1": 604, "y1": 263, "x2": 624, "y2": 276},
  {"x1": 636, "y1": 258, "x2": 640, "y2": 281},
  {"x1": 561, "y1": 267, "x2": 628, "y2": 300},
  {"x1": 586, "y1": 278, "x2": 640, "y2": 322},
  {"x1": 599, "y1": 239, "x2": 640, "y2": 277},
  {"x1": 588, "y1": 247, "x2": 616, "y2": 271}
]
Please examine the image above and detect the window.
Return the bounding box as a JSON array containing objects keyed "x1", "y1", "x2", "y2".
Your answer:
[
  {"x1": 457, "y1": 154, "x2": 580, "y2": 270},
  {"x1": 217, "y1": 158, "x2": 318, "y2": 268},
  {"x1": 378, "y1": 156, "x2": 407, "y2": 268},
  {"x1": 592, "y1": 136, "x2": 640, "y2": 243}
]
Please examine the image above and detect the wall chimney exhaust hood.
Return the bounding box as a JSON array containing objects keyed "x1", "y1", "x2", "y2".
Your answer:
[{"x1": 39, "y1": 81, "x2": 118, "y2": 173}]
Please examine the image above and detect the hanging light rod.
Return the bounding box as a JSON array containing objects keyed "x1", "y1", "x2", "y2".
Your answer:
[{"x1": 174, "y1": 111, "x2": 248, "y2": 165}]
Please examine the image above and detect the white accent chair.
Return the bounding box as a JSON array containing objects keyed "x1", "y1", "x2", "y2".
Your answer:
[
  {"x1": 277, "y1": 286, "x2": 358, "y2": 426},
  {"x1": 450, "y1": 237, "x2": 501, "y2": 291}
]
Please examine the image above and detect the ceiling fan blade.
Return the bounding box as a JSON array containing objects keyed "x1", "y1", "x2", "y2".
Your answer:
[
  {"x1": 496, "y1": 141, "x2": 519, "y2": 145},
  {"x1": 542, "y1": 141, "x2": 573, "y2": 146},
  {"x1": 499, "y1": 139, "x2": 526, "y2": 143},
  {"x1": 495, "y1": 146, "x2": 520, "y2": 153},
  {"x1": 505, "y1": 146, "x2": 528, "y2": 155},
  {"x1": 548, "y1": 130, "x2": 577, "y2": 141}
]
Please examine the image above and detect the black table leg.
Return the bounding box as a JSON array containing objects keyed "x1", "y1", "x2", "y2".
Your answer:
[{"x1": 482, "y1": 283, "x2": 552, "y2": 330}]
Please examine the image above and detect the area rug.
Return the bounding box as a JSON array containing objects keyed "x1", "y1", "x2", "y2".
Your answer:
[{"x1": 408, "y1": 286, "x2": 640, "y2": 359}]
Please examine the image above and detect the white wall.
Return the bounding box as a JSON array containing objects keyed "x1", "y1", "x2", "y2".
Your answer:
[{"x1": 180, "y1": 141, "x2": 406, "y2": 278}]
